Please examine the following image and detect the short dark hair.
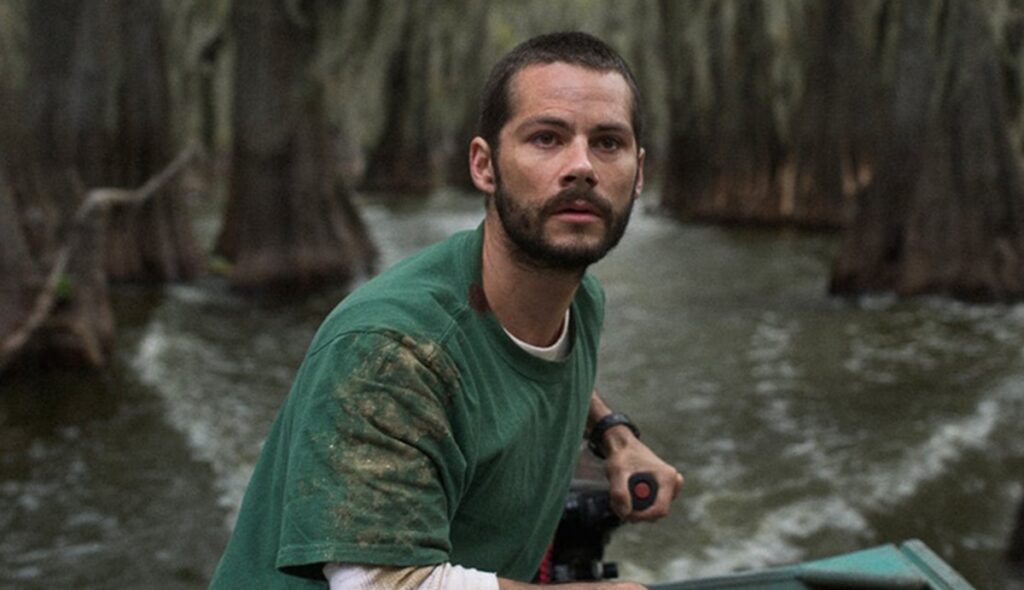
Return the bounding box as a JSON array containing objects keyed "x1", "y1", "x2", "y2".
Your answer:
[{"x1": 477, "y1": 31, "x2": 643, "y2": 152}]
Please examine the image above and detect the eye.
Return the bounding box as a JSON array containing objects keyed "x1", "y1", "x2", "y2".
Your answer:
[
  {"x1": 593, "y1": 136, "x2": 624, "y2": 152},
  {"x1": 530, "y1": 131, "x2": 559, "y2": 148}
]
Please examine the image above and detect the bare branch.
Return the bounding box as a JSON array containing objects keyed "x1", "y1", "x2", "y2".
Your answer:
[{"x1": 0, "y1": 143, "x2": 202, "y2": 373}]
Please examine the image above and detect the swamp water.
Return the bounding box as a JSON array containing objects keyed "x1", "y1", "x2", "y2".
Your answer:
[{"x1": 2, "y1": 192, "x2": 1023, "y2": 588}]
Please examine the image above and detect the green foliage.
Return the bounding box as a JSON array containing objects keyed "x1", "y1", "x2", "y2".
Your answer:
[
  {"x1": 56, "y1": 273, "x2": 73, "y2": 303},
  {"x1": 208, "y1": 255, "x2": 233, "y2": 277}
]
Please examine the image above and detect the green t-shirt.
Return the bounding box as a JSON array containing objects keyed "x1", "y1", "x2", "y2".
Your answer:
[{"x1": 209, "y1": 225, "x2": 605, "y2": 588}]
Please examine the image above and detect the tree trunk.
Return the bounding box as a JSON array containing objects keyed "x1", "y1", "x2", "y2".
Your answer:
[
  {"x1": 0, "y1": 0, "x2": 116, "y2": 370},
  {"x1": 660, "y1": 0, "x2": 784, "y2": 225},
  {"x1": 0, "y1": 79, "x2": 35, "y2": 341},
  {"x1": 215, "y1": 0, "x2": 375, "y2": 292},
  {"x1": 659, "y1": 0, "x2": 714, "y2": 219},
  {"x1": 1010, "y1": 491, "x2": 1024, "y2": 566},
  {"x1": 832, "y1": 0, "x2": 1024, "y2": 300},
  {"x1": 1, "y1": 148, "x2": 199, "y2": 373},
  {"x1": 709, "y1": 0, "x2": 784, "y2": 224},
  {"x1": 0, "y1": 170, "x2": 37, "y2": 345},
  {"x1": 358, "y1": 1, "x2": 435, "y2": 195},
  {"x1": 786, "y1": 0, "x2": 877, "y2": 229},
  {"x1": 10, "y1": 0, "x2": 84, "y2": 261},
  {"x1": 66, "y1": 0, "x2": 203, "y2": 282},
  {"x1": 440, "y1": 1, "x2": 491, "y2": 192},
  {"x1": 26, "y1": 193, "x2": 117, "y2": 370}
]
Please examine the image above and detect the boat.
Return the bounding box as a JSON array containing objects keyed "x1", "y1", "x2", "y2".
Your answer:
[
  {"x1": 651, "y1": 540, "x2": 974, "y2": 589},
  {"x1": 542, "y1": 478, "x2": 976, "y2": 589}
]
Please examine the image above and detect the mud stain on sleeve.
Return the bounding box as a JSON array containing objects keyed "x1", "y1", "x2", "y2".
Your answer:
[{"x1": 323, "y1": 331, "x2": 461, "y2": 552}]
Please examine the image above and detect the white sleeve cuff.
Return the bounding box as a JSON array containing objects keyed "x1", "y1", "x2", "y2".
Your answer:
[{"x1": 324, "y1": 562, "x2": 500, "y2": 590}]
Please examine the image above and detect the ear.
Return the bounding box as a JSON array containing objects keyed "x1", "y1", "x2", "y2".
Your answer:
[
  {"x1": 634, "y1": 147, "x2": 646, "y2": 197},
  {"x1": 469, "y1": 137, "x2": 497, "y2": 194}
]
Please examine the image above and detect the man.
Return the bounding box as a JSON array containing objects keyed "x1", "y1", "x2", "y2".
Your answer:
[{"x1": 210, "y1": 31, "x2": 683, "y2": 590}]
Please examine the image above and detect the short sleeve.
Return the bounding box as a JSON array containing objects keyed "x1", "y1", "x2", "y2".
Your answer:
[{"x1": 275, "y1": 330, "x2": 466, "y2": 577}]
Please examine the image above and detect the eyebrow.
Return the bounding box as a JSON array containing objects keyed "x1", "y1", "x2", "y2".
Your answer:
[
  {"x1": 592, "y1": 122, "x2": 632, "y2": 136},
  {"x1": 515, "y1": 116, "x2": 572, "y2": 134},
  {"x1": 515, "y1": 116, "x2": 633, "y2": 137}
]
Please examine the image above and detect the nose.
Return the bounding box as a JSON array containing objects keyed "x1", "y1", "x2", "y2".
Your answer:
[{"x1": 560, "y1": 137, "x2": 596, "y2": 189}]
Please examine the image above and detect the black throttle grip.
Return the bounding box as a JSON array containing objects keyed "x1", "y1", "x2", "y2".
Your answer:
[{"x1": 628, "y1": 472, "x2": 658, "y2": 512}]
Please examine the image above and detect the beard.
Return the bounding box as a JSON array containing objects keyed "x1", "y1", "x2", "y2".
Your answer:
[{"x1": 492, "y1": 171, "x2": 637, "y2": 272}]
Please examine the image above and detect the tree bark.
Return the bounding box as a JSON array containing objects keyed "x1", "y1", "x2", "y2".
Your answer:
[
  {"x1": 660, "y1": 0, "x2": 785, "y2": 225},
  {"x1": 659, "y1": 0, "x2": 714, "y2": 220},
  {"x1": 9, "y1": 0, "x2": 85, "y2": 261},
  {"x1": 66, "y1": 0, "x2": 203, "y2": 282},
  {"x1": 215, "y1": 0, "x2": 375, "y2": 292},
  {"x1": 0, "y1": 169, "x2": 37, "y2": 346},
  {"x1": 1010, "y1": 491, "x2": 1024, "y2": 566},
  {"x1": 5, "y1": 190, "x2": 117, "y2": 372},
  {"x1": 786, "y1": 0, "x2": 877, "y2": 229},
  {"x1": 0, "y1": 0, "x2": 114, "y2": 371},
  {"x1": 832, "y1": 0, "x2": 1024, "y2": 300},
  {"x1": 439, "y1": 1, "x2": 491, "y2": 192},
  {"x1": 358, "y1": 1, "x2": 435, "y2": 195}
]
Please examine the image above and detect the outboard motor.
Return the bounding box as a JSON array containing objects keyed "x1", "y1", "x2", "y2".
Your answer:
[{"x1": 536, "y1": 473, "x2": 658, "y2": 583}]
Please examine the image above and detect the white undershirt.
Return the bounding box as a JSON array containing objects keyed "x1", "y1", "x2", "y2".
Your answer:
[
  {"x1": 324, "y1": 310, "x2": 571, "y2": 589},
  {"x1": 502, "y1": 309, "x2": 572, "y2": 362},
  {"x1": 324, "y1": 562, "x2": 499, "y2": 589}
]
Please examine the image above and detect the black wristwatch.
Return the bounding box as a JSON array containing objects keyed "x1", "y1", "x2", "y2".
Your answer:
[{"x1": 587, "y1": 412, "x2": 640, "y2": 459}]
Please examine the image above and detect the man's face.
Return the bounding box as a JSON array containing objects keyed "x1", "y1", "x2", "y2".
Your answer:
[{"x1": 488, "y1": 62, "x2": 645, "y2": 271}]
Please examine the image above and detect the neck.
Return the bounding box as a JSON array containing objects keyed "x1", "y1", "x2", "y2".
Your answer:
[{"x1": 481, "y1": 214, "x2": 583, "y2": 347}]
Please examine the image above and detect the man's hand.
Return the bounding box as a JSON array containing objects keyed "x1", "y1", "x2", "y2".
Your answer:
[
  {"x1": 602, "y1": 429, "x2": 683, "y2": 521},
  {"x1": 588, "y1": 391, "x2": 684, "y2": 522}
]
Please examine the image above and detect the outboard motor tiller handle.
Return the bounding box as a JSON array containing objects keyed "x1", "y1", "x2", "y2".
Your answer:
[{"x1": 629, "y1": 472, "x2": 658, "y2": 512}]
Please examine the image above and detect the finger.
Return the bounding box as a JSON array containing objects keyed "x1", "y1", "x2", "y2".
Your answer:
[
  {"x1": 610, "y1": 494, "x2": 632, "y2": 520},
  {"x1": 609, "y1": 480, "x2": 632, "y2": 520},
  {"x1": 632, "y1": 471, "x2": 678, "y2": 521},
  {"x1": 672, "y1": 472, "x2": 685, "y2": 499},
  {"x1": 607, "y1": 464, "x2": 633, "y2": 519}
]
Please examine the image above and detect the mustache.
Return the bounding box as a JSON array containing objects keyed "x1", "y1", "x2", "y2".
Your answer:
[{"x1": 540, "y1": 188, "x2": 613, "y2": 219}]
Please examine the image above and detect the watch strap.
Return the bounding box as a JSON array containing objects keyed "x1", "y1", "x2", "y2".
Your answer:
[{"x1": 587, "y1": 412, "x2": 640, "y2": 459}]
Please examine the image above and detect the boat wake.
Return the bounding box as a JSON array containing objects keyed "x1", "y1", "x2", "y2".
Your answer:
[{"x1": 618, "y1": 366, "x2": 1024, "y2": 584}]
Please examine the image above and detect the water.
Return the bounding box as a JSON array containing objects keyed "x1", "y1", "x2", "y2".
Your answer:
[{"x1": 2, "y1": 190, "x2": 1024, "y2": 588}]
